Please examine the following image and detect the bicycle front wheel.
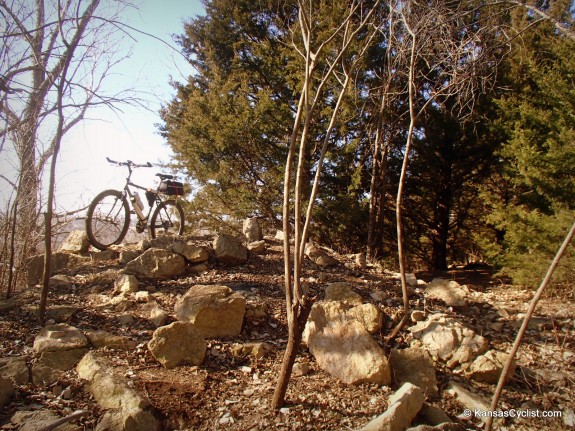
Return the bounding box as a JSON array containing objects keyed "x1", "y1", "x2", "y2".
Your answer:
[
  {"x1": 150, "y1": 200, "x2": 185, "y2": 239},
  {"x1": 86, "y1": 189, "x2": 130, "y2": 250}
]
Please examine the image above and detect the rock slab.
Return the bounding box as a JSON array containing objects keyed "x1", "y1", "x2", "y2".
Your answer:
[
  {"x1": 124, "y1": 248, "x2": 186, "y2": 279},
  {"x1": 390, "y1": 347, "x2": 438, "y2": 396},
  {"x1": 148, "y1": 321, "x2": 206, "y2": 368},
  {"x1": 410, "y1": 314, "x2": 488, "y2": 368},
  {"x1": 175, "y1": 284, "x2": 246, "y2": 338},
  {"x1": 213, "y1": 234, "x2": 248, "y2": 266},
  {"x1": 303, "y1": 300, "x2": 390, "y2": 385},
  {"x1": 77, "y1": 352, "x2": 159, "y2": 431},
  {"x1": 359, "y1": 383, "x2": 425, "y2": 431}
]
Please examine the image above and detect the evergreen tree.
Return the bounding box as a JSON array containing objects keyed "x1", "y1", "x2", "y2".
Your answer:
[{"x1": 482, "y1": 0, "x2": 575, "y2": 287}]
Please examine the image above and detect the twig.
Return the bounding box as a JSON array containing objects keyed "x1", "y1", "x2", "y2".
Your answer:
[{"x1": 36, "y1": 410, "x2": 89, "y2": 431}]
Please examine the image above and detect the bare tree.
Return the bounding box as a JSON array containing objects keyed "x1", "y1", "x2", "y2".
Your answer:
[
  {"x1": 272, "y1": 0, "x2": 381, "y2": 409},
  {"x1": 385, "y1": 0, "x2": 501, "y2": 339},
  {"x1": 0, "y1": 0, "x2": 136, "y2": 300}
]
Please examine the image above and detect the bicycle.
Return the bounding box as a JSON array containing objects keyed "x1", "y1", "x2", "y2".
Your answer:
[{"x1": 85, "y1": 157, "x2": 185, "y2": 250}]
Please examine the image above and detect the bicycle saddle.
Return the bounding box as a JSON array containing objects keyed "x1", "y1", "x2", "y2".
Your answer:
[{"x1": 156, "y1": 173, "x2": 174, "y2": 180}]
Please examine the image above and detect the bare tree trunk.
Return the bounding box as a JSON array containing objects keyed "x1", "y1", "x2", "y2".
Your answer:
[
  {"x1": 387, "y1": 16, "x2": 417, "y2": 341},
  {"x1": 39, "y1": 0, "x2": 101, "y2": 324},
  {"x1": 273, "y1": 0, "x2": 380, "y2": 408}
]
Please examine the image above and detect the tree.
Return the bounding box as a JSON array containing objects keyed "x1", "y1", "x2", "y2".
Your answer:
[
  {"x1": 482, "y1": 0, "x2": 575, "y2": 287},
  {"x1": 272, "y1": 0, "x2": 381, "y2": 408},
  {"x1": 160, "y1": 0, "x2": 297, "y2": 228},
  {"x1": 0, "y1": 0, "x2": 135, "y2": 302}
]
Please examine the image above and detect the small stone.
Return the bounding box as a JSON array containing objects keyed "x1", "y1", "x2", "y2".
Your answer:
[{"x1": 411, "y1": 310, "x2": 426, "y2": 322}]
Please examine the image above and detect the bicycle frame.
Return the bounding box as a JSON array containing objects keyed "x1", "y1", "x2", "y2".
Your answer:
[{"x1": 107, "y1": 157, "x2": 163, "y2": 231}]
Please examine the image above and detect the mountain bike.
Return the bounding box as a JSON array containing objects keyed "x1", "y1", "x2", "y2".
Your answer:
[{"x1": 85, "y1": 157, "x2": 185, "y2": 250}]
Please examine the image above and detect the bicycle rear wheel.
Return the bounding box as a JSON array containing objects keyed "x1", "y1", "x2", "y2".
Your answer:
[
  {"x1": 86, "y1": 189, "x2": 130, "y2": 250},
  {"x1": 150, "y1": 200, "x2": 185, "y2": 239}
]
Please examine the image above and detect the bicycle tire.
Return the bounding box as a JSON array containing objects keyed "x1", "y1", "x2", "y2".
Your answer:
[
  {"x1": 86, "y1": 189, "x2": 130, "y2": 250},
  {"x1": 150, "y1": 200, "x2": 185, "y2": 239}
]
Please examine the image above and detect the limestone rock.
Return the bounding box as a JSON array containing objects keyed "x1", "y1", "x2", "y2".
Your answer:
[
  {"x1": 10, "y1": 410, "x2": 81, "y2": 431},
  {"x1": 90, "y1": 249, "x2": 116, "y2": 262},
  {"x1": 247, "y1": 240, "x2": 266, "y2": 254},
  {"x1": 114, "y1": 274, "x2": 139, "y2": 294},
  {"x1": 213, "y1": 234, "x2": 248, "y2": 266},
  {"x1": 425, "y1": 279, "x2": 469, "y2": 307},
  {"x1": 77, "y1": 352, "x2": 160, "y2": 431},
  {"x1": 49, "y1": 274, "x2": 74, "y2": 288},
  {"x1": 348, "y1": 303, "x2": 383, "y2": 334},
  {"x1": 170, "y1": 241, "x2": 209, "y2": 263},
  {"x1": 305, "y1": 243, "x2": 338, "y2": 267},
  {"x1": 27, "y1": 252, "x2": 71, "y2": 286},
  {"x1": 59, "y1": 230, "x2": 90, "y2": 253},
  {"x1": 174, "y1": 284, "x2": 246, "y2": 338},
  {"x1": 119, "y1": 250, "x2": 140, "y2": 264},
  {"x1": 0, "y1": 356, "x2": 30, "y2": 385},
  {"x1": 32, "y1": 348, "x2": 88, "y2": 385},
  {"x1": 33, "y1": 324, "x2": 88, "y2": 353},
  {"x1": 124, "y1": 248, "x2": 186, "y2": 279},
  {"x1": 467, "y1": 349, "x2": 515, "y2": 384},
  {"x1": 243, "y1": 217, "x2": 263, "y2": 242},
  {"x1": 446, "y1": 381, "x2": 492, "y2": 424},
  {"x1": 390, "y1": 347, "x2": 438, "y2": 396},
  {"x1": 84, "y1": 330, "x2": 137, "y2": 350},
  {"x1": 230, "y1": 342, "x2": 272, "y2": 359},
  {"x1": 410, "y1": 314, "x2": 488, "y2": 367},
  {"x1": 324, "y1": 282, "x2": 362, "y2": 306},
  {"x1": 148, "y1": 321, "x2": 206, "y2": 368},
  {"x1": 140, "y1": 301, "x2": 169, "y2": 327},
  {"x1": 359, "y1": 383, "x2": 425, "y2": 431},
  {"x1": 303, "y1": 301, "x2": 390, "y2": 385}
]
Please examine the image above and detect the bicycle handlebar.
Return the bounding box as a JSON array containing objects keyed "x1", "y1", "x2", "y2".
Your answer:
[{"x1": 106, "y1": 157, "x2": 152, "y2": 168}]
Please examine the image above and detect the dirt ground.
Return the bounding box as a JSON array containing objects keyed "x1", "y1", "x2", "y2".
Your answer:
[{"x1": 1, "y1": 236, "x2": 573, "y2": 430}]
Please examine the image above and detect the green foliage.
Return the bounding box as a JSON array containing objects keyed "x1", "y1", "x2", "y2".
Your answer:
[
  {"x1": 482, "y1": 2, "x2": 575, "y2": 287},
  {"x1": 161, "y1": 0, "x2": 574, "y2": 285}
]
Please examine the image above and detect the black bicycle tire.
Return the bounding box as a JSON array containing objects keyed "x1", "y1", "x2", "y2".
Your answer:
[
  {"x1": 86, "y1": 189, "x2": 130, "y2": 250},
  {"x1": 150, "y1": 200, "x2": 185, "y2": 239}
]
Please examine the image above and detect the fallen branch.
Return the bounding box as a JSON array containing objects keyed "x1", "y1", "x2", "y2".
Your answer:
[
  {"x1": 36, "y1": 410, "x2": 89, "y2": 431},
  {"x1": 485, "y1": 219, "x2": 575, "y2": 431}
]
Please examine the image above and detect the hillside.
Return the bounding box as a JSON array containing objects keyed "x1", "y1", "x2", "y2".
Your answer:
[{"x1": 0, "y1": 232, "x2": 573, "y2": 430}]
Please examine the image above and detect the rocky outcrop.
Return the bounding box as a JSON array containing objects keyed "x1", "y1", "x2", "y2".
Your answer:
[
  {"x1": 77, "y1": 352, "x2": 160, "y2": 431},
  {"x1": 124, "y1": 248, "x2": 186, "y2": 279},
  {"x1": 303, "y1": 297, "x2": 389, "y2": 385},
  {"x1": 175, "y1": 284, "x2": 246, "y2": 338},
  {"x1": 410, "y1": 314, "x2": 488, "y2": 368},
  {"x1": 148, "y1": 321, "x2": 206, "y2": 368},
  {"x1": 213, "y1": 234, "x2": 248, "y2": 266}
]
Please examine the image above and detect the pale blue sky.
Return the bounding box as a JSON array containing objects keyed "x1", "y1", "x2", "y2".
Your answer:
[{"x1": 54, "y1": 0, "x2": 205, "y2": 211}]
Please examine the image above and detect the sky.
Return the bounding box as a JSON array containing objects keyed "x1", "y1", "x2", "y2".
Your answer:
[{"x1": 42, "y1": 0, "x2": 205, "y2": 213}]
